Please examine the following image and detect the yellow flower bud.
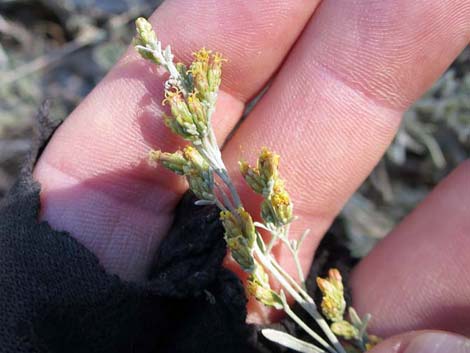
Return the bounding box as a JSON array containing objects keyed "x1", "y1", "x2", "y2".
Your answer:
[
  {"x1": 247, "y1": 265, "x2": 282, "y2": 309},
  {"x1": 163, "y1": 89, "x2": 192, "y2": 123},
  {"x1": 162, "y1": 89, "x2": 209, "y2": 142},
  {"x1": 365, "y1": 335, "x2": 382, "y2": 350},
  {"x1": 238, "y1": 207, "x2": 256, "y2": 248},
  {"x1": 193, "y1": 48, "x2": 211, "y2": 67},
  {"x1": 187, "y1": 92, "x2": 207, "y2": 134},
  {"x1": 189, "y1": 52, "x2": 210, "y2": 99},
  {"x1": 331, "y1": 320, "x2": 359, "y2": 340},
  {"x1": 183, "y1": 146, "x2": 208, "y2": 172},
  {"x1": 149, "y1": 147, "x2": 215, "y2": 201},
  {"x1": 258, "y1": 147, "x2": 279, "y2": 185},
  {"x1": 207, "y1": 52, "x2": 225, "y2": 93},
  {"x1": 181, "y1": 146, "x2": 214, "y2": 201},
  {"x1": 227, "y1": 236, "x2": 255, "y2": 272},
  {"x1": 239, "y1": 148, "x2": 284, "y2": 198},
  {"x1": 189, "y1": 49, "x2": 226, "y2": 101},
  {"x1": 133, "y1": 18, "x2": 160, "y2": 63},
  {"x1": 148, "y1": 150, "x2": 188, "y2": 175},
  {"x1": 220, "y1": 208, "x2": 256, "y2": 272},
  {"x1": 239, "y1": 160, "x2": 264, "y2": 194},
  {"x1": 317, "y1": 269, "x2": 346, "y2": 322},
  {"x1": 261, "y1": 180, "x2": 293, "y2": 226},
  {"x1": 135, "y1": 17, "x2": 155, "y2": 43}
]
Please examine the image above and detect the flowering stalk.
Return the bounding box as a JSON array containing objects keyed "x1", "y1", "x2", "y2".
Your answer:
[{"x1": 134, "y1": 18, "x2": 378, "y2": 353}]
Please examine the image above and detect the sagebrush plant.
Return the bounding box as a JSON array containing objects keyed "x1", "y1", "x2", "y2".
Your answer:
[{"x1": 134, "y1": 17, "x2": 380, "y2": 353}]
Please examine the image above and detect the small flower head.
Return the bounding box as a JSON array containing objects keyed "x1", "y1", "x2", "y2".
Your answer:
[
  {"x1": 193, "y1": 48, "x2": 211, "y2": 65},
  {"x1": 135, "y1": 18, "x2": 155, "y2": 42},
  {"x1": 240, "y1": 148, "x2": 293, "y2": 226},
  {"x1": 190, "y1": 49, "x2": 210, "y2": 97},
  {"x1": 317, "y1": 269, "x2": 346, "y2": 322},
  {"x1": 220, "y1": 207, "x2": 256, "y2": 272},
  {"x1": 183, "y1": 146, "x2": 208, "y2": 173},
  {"x1": 182, "y1": 146, "x2": 215, "y2": 201},
  {"x1": 239, "y1": 160, "x2": 264, "y2": 194},
  {"x1": 148, "y1": 150, "x2": 188, "y2": 175},
  {"x1": 149, "y1": 147, "x2": 214, "y2": 201},
  {"x1": 261, "y1": 179, "x2": 293, "y2": 226},
  {"x1": 189, "y1": 49, "x2": 226, "y2": 102},
  {"x1": 258, "y1": 147, "x2": 280, "y2": 187},
  {"x1": 247, "y1": 264, "x2": 282, "y2": 309},
  {"x1": 365, "y1": 335, "x2": 382, "y2": 350},
  {"x1": 331, "y1": 320, "x2": 359, "y2": 340},
  {"x1": 187, "y1": 92, "x2": 207, "y2": 133},
  {"x1": 207, "y1": 52, "x2": 226, "y2": 93},
  {"x1": 133, "y1": 18, "x2": 160, "y2": 63},
  {"x1": 239, "y1": 148, "x2": 281, "y2": 197},
  {"x1": 162, "y1": 88, "x2": 208, "y2": 142}
]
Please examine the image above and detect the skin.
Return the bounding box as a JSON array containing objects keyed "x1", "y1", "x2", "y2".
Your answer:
[{"x1": 33, "y1": 0, "x2": 470, "y2": 341}]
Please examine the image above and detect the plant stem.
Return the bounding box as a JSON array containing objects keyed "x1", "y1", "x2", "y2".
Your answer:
[
  {"x1": 196, "y1": 137, "x2": 243, "y2": 209},
  {"x1": 266, "y1": 226, "x2": 280, "y2": 253},
  {"x1": 271, "y1": 259, "x2": 308, "y2": 299},
  {"x1": 254, "y1": 246, "x2": 347, "y2": 353},
  {"x1": 281, "y1": 237, "x2": 306, "y2": 285},
  {"x1": 208, "y1": 145, "x2": 345, "y2": 353},
  {"x1": 215, "y1": 182, "x2": 235, "y2": 212},
  {"x1": 280, "y1": 293, "x2": 335, "y2": 353}
]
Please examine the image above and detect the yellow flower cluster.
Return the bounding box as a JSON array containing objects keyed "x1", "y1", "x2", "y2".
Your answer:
[
  {"x1": 134, "y1": 18, "x2": 226, "y2": 145},
  {"x1": 220, "y1": 207, "x2": 256, "y2": 272},
  {"x1": 240, "y1": 148, "x2": 293, "y2": 227},
  {"x1": 162, "y1": 88, "x2": 208, "y2": 143},
  {"x1": 316, "y1": 269, "x2": 346, "y2": 323},
  {"x1": 189, "y1": 48, "x2": 225, "y2": 103},
  {"x1": 134, "y1": 18, "x2": 381, "y2": 353},
  {"x1": 149, "y1": 146, "x2": 214, "y2": 202},
  {"x1": 317, "y1": 269, "x2": 363, "y2": 342},
  {"x1": 246, "y1": 265, "x2": 282, "y2": 309},
  {"x1": 161, "y1": 47, "x2": 225, "y2": 143}
]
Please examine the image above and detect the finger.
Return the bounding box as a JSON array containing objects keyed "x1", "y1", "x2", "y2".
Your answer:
[
  {"x1": 221, "y1": 0, "x2": 470, "y2": 322},
  {"x1": 351, "y1": 160, "x2": 470, "y2": 337},
  {"x1": 33, "y1": 0, "x2": 322, "y2": 280},
  {"x1": 369, "y1": 331, "x2": 470, "y2": 353}
]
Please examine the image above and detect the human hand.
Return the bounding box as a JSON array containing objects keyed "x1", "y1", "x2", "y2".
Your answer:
[{"x1": 33, "y1": 0, "x2": 470, "y2": 351}]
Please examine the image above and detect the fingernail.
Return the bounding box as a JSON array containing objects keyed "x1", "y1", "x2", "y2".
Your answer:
[{"x1": 403, "y1": 333, "x2": 470, "y2": 353}]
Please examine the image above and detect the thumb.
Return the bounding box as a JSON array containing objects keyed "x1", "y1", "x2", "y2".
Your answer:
[{"x1": 370, "y1": 331, "x2": 470, "y2": 353}]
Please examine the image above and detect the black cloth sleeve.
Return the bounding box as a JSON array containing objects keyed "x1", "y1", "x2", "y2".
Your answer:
[{"x1": 0, "y1": 104, "x2": 257, "y2": 353}]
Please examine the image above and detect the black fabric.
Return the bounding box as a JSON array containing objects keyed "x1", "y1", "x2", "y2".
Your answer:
[
  {"x1": 0, "y1": 104, "x2": 256, "y2": 353},
  {"x1": 0, "y1": 104, "x2": 356, "y2": 352}
]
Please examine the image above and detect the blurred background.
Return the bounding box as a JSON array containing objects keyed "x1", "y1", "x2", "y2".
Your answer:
[{"x1": 1, "y1": 0, "x2": 469, "y2": 258}]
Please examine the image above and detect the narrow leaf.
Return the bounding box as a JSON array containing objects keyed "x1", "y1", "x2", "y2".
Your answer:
[{"x1": 261, "y1": 329, "x2": 327, "y2": 353}]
